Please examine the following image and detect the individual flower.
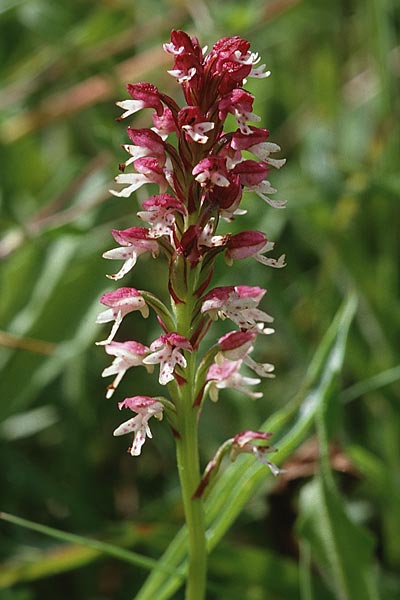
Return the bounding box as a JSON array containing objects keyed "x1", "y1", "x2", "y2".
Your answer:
[
  {"x1": 230, "y1": 430, "x2": 281, "y2": 476},
  {"x1": 231, "y1": 128, "x2": 286, "y2": 169},
  {"x1": 218, "y1": 330, "x2": 257, "y2": 360},
  {"x1": 110, "y1": 157, "x2": 168, "y2": 198},
  {"x1": 244, "y1": 179, "x2": 287, "y2": 208},
  {"x1": 120, "y1": 128, "x2": 166, "y2": 169},
  {"x1": 225, "y1": 231, "x2": 286, "y2": 268},
  {"x1": 113, "y1": 396, "x2": 164, "y2": 456},
  {"x1": 165, "y1": 31, "x2": 204, "y2": 100},
  {"x1": 201, "y1": 285, "x2": 274, "y2": 334},
  {"x1": 192, "y1": 156, "x2": 230, "y2": 188},
  {"x1": 164, "y1": 29, "x2": 203, "y2": 60},
  {"x1": 151, "y1": 107, "x2": 177, "y2": 139},
  {"x1": 206, "y1": 36, "x2": 269, "y2": 94},
  {"x1": 96, "y1": 288, "x2": 149, "y2": 345},
  {"x1": 178, "y1": 106, "x2": 215, "y2": 144},
  {"x1": 102, "y1": 227, "x2": 159, "y2": 280},
  {"x1": 218, "y1": 330, "x2": 275, "y2": 377},
  {"x1": 197, "y1": 218, "x2": 228, "y2": 250},
  {"x1": 116, "y1": 82, "x2": 164, "y2": 120},
  {"x1": 207, "y1": 357, "x2": 262, "y2": 401},
  {"x1": 218, "y1": 89, "x2": 261, "y2": 134},
  {"x1": 143, "y1": 333, "x2": 193, "y2": 385},
  {"x1": 137, "y1": 193, "x2": 186, "y2": 241},
  {"x1": 102, "y1": 341, "x2": 152, "y2": 398},
  {"x1": 233, "y1": 160, "x2": 268, "y2": 187},
  {"x1": 205, "y1": 174, "x2": 243, "y2": 220},
  {"x1": 194, "y1": 428, "x2": 279, "y2": 498}
]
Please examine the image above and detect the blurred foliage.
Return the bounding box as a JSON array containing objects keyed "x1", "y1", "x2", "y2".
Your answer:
[{"x1": 0, "y1": 0, "x2": 399, "y2": 598}]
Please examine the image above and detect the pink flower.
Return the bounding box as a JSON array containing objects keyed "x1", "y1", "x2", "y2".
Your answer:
[
  {"x1": 192, "y1": 157, "x2": 230, "y2": 188},
  {"x1": 205, "y1": 173, "x2": 243, "y2": 220},
  {"x1": 218, "y1": 89, "x2": 261, "y2": 134},
  {"x1": 244, "y1": 179, "x2": 287, "y2": 209},
  {"x1": 206, "y1": 37, "x2": 254, "y2": 93},
  {"x1": 176, "y1": 222, "x2": 226, "y2": 267},
  {"x1": 116, "y1": 82, "x2": 163, "y2": 120},
  {"x1": 120, "y1": 128, "x2": 166, "y2": 169},
  {"x1": 113, "y1": 396, "x2": 164, "y2": 456},
  {"x1": 102, "y1": 341, "x2": 152, "y2": 398},
  {"x1": 165, "y1": 31, "x2": 204, "y2": 100},
  {"x1": 218, "y1": 330, "x2": 256, "y2": 360},
  {"x1": 207, "y1": 357, "x2": 262, "y2": 401},
  {"x1": 208, "y1": 36, "x2": 271, "y2": 84},
  {"x1": 225, "y1": 231, "x2": 286, "y2": 268},
  {"x1": 230, "y1": 430, "x2": 281, "y2": 476},
  {"x1": 137, "y1": 194, "x2": 186, "y2": 241},
  {"x1": 197, "y1": 218, "x2": 228, "y2": 250},
  {"x1": 110, "y1": 157, "x2": 168, "y2": 198},
  {"x1": 102, "y1": 227, "x2": 159, "y2": 280},
  {"x1": 231, "y1": 159, "x2": 286, "y2": 208},
  {"x1": 218, "y1": 330, "x2": 275, "y2": 377},
  {"x1": 96, "y1": 288, "x2": 149, "y2": 345},
  {"x1": 164, "y1": 30, "x2": 203, "y2": 60},
  {"x1": 178, "y1": 106, "x2": 215, "y2": 144},
  {"x1": 143, "y1": 333, "x2": 193, "y2": 385},
  {"x1": 201, "y1": 285, "x2": 274, "y2": 333},
  {"x1": 231, "y1": 129, "x2": 286, "y2": 169},
  {"x1": 194, "y1": 427, "x2": 279, "y2": 498},
  {"x1": 102, "y1": 30, "x2": 287, "y2": 461},
  {"x1": 230, "y1": 126, "x2": 269, "y2": 150},
  {"x1": 168, "y1": 56, "x2": 199, "y2": 85},
  {"x1": 151, "y1": 107, "x2": 177, "y2": 139},
  {"x1": 233, "y1": 160, "x2": 269, "y2": 187}
]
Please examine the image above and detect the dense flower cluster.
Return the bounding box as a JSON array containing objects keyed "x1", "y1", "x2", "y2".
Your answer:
[{"x1": 97, "y1": 30, "x2": 285, "y2": 472}]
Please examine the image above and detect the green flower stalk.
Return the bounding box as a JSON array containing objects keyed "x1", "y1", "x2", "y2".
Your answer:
[{"x1": 97, "y1": 30, "x2": 286, "y2": 600}]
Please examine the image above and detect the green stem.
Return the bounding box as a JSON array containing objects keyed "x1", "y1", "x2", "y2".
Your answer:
[
  {"x1": 175, "y1": 394, "x2": 207, "y2": 600},
  {"x1": 174, "y1": 280, "x2": 207, "y2": 600}
]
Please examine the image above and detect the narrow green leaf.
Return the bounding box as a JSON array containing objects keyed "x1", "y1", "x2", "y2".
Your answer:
[
  {"x1": 0, "y1": 512, "x2": 184, "y2": 586},
  {"x1": 299, "y1": 541, "x2": 314, "y2": 600},
  {"x1": 297, "y1": 477, "x2": 379, "y2": 600},
  {"x1": 296, "y1": 293, "x2": 380, "y2": 600},
  {"x1": 340, "y1": 365, "x2": 400, "y2": 404}
]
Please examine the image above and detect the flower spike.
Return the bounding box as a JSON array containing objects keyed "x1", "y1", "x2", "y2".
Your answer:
[{"x1": 99, "y1": 35, "x2": 287, "y2": 595}]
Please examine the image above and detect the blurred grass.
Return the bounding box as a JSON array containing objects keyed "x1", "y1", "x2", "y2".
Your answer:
[{"x1": 1, "y1": 0, "x2": 399, "y2": 598}]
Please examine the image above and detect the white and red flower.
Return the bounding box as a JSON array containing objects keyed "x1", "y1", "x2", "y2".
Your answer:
[
  {"x1": 120, "y1": 128, "x2": 166, "y2": 169},
  {"x1": 103, "y1": 227, "x2": 159, "y2": 280},
  {"x1": 113, "y1": 396, "x2": 164, "y2": 456},
  {"x1": 96, "y1": 288, "x2": 149, "y2": 345},
  {"x1": 218, "y1": 330, "x2": 275, "y2": 377},
  {"x1": 178, "y1": 106, "x2": 215, "y2": 144},
  {"x1": 102, "y1": 341, "x2": 152, "y2": 398},
  {"x1": 137, "y1": 194, "x2": 186, "y2": 241},
  {"x1": 218, "y1": 89, "x2": 261, "y2": 134},
  {"x1": 143, "y1": 333, "x2": 192, "y2": 385},
  {"x1": 193, "y1": 156, "x2": 230, "y2": 188},
  {"x1": 207, "y1": 357, "x2": 263, "y2": 401},
  {"x1": 110, "y1": 157, "x2": 168, "y2": 198},
  {"x1": 225, "y1": 231, "x2": 286, "y2": 268},
  {"x1": 116, "y1": 82, "x2": 164, "y2": 120},
  {"x1": 230, "y1": 430, "x2": 281, "y2": 475},
  {"x1": 201, "y1": 285, "x2": 274, "y2": 334}
]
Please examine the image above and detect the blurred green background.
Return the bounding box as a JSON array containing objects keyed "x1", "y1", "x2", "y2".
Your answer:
[{"x1": 0, "y1": 0, "x2": 399, "y2": 598}]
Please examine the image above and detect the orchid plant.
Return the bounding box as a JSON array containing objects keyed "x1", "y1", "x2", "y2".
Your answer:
[{"x1": 97, "y1": 30, "x2": 286, "y2": 600}]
